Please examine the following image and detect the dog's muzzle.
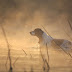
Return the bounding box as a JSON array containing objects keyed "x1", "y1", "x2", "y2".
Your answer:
[{"x1": 30, "y1": 31, "x2": 35, "y2": 35}]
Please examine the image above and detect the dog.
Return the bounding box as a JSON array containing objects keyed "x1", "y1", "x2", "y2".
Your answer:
[{"x1": 30, "y1": 28, "x2": 72, "y2": 71}]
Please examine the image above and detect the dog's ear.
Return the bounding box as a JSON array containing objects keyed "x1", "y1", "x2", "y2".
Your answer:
[
  {"x1": 34, "y1": 28, "x2": 43, "y2": 32},
  {"x1": 34, "y1": 28, "x2": 43, "y2": 37}
]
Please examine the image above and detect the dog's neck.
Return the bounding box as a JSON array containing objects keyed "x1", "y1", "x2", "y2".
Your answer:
[
  {"x1": 38, "y1": 37, "x2": 43, "y2": 44},
  {"x1": 38, "y1": 32, "x2": 53, "y2": 44},
  {"x1": 36, "y1": 34, "x2": 43, "y2": 44}
]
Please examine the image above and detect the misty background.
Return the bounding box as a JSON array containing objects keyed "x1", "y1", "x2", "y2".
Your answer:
[
  {"x1": 0, "y1": 0, "x2": 72, "y2": 72},
  {"x1": 0, "y1": 0, "x2": 72, "y2": 47}
]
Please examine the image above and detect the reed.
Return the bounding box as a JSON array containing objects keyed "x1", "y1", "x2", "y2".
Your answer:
[
  {"x1": 67, "y1": 19, "x2": 72, "y2": 30},
  {"x1": 1, "y1": 24, "x2": 13, "y2": 72}
]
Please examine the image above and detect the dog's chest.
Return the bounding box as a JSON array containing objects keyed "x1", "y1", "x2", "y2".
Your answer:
[
  {"x1": 40, "y1": 33, "x2": 53, "y2": 46},
  {"x1": 39, "y1": 33, "x2": 53, "y2": 60}
]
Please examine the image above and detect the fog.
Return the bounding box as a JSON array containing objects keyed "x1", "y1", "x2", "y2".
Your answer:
[
  {"x1": 0, "y1": 0, "x2": 72, "y2": 47},
  {"x1": 0, "y1": 0, "x2": 72, "y2": 72}
]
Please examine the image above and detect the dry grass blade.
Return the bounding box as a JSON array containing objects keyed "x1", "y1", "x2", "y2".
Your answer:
[
  {"x1": 67, "y1": 19, "x2": 72, "y2": 30},
  {"x1": 64, "y1": 29, "x2": 72, "y2": 41},
  {"x1": 13, "y1": 57, "x2": 19, "y2": 67},
  {"x1": 1, "y1": 24, "x2": 13, "y2": 72},
  {"x1": 22, "y1": 49, "x2": 33, "y2": 59},
  {"x1": 22, "y1": 49, "x2": 27, "y2": 56},
  {"x1": 41, "y1": 25, "x2": 51, "y2": 36}
]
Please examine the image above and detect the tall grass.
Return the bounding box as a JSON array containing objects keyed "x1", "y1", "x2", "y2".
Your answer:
[{"x1": 1, "y1": 24, "x2": 13, "y2": 72}]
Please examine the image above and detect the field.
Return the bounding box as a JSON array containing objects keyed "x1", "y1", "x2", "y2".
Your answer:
[{"x1": 0, "y1": 46, "x2": 72, "y2": 72}]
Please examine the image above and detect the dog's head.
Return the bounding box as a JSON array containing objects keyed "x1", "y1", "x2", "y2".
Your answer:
[{"x1": 30, "y1": 28, "x2": 43, "y2": 38}]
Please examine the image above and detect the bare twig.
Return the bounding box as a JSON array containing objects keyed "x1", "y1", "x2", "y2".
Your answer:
[
  {"x1": 22, "y1": 49, "x2": 33, "y2": 59},
  {"x1": 13, "y1": 57, "x2": 19, "y2": 67},
  {"x1": 22, "y1": 49, "x2": 27, "y2": 56},
  {"x1": 67, "y1": 19, "x2": 72, "y2": 30},
  {"x1": 0, "y1": 24, "x2": 13, "y2": 72},
  {"x1": 41, "y1": 25, "x2": 51, "y2": 37},
  {"x1": 64, "y1": 29, "x2": 72, "y2": 41}
]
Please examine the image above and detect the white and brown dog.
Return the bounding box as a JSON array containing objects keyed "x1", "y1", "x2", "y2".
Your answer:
[{"x1": 30, "y1": 28, "x2": 72, "y2": 70}]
